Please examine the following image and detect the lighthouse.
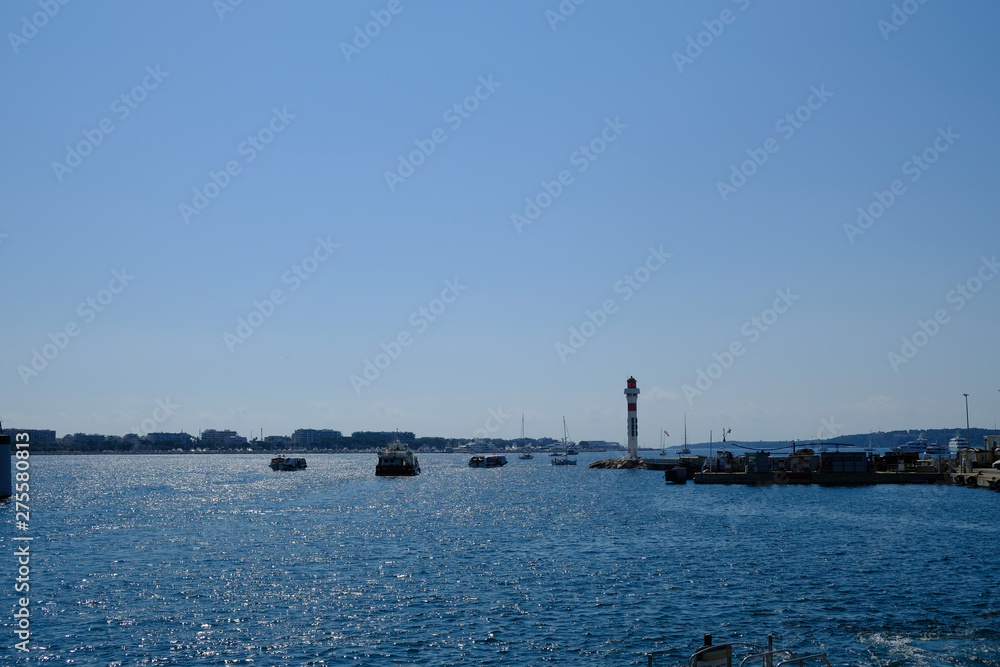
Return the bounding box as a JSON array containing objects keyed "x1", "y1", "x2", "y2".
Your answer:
[{"x1": 624, "y1": 376, "x2": 639, "y2": 459}]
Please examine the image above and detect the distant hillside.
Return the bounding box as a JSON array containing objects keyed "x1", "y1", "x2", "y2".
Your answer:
[{"x1": 675, "y1": 428, "x2": 996, "y2": 453}]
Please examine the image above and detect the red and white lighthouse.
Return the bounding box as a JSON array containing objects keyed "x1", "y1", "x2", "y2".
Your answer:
[{"x1": 625, "y1": 376, "x2": 639, "y2": 459}]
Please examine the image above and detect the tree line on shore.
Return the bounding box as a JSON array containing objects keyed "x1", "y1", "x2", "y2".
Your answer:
[{"x1": 20, "y1": 429, "x2": 569, "y2": 454}]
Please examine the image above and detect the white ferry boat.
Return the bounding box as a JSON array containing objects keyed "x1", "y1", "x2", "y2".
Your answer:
[{"x1": 376, "y1": 438, "x2": 420, "y2": 476}]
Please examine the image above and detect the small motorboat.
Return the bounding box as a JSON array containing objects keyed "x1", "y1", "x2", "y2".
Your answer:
[
  {"x1": 269, "y1": 456, "x2": 306, "y2": 471},
  {"x1": 469, "y1": 454, "x2": 507, "y2": 468},
  {"x1": 551, "y1": 453, "x2": 576, "y2": 466}
]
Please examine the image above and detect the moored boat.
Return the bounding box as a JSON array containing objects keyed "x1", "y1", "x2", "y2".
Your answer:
[
  {"x1": 551, "y1": 452, "x2": 577, "y2": 466},
  {"x1": 376, "y1": 437, "x2": 420, "y2": 476},
  {"x1": 949, "y1": 432, "x2": 969, "y2": 456},
  {"x1": 518, "y1": 415, "x2": 533, "y2": 459},
  {"x1": 269, "y1": 456, "x2": 306, "y2": 471},
  {"x1": 469, "y1": 454, "x2": 507, "y2": 468}
]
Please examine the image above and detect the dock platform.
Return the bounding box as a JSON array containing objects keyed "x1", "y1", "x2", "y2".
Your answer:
[
  {"x1": 950, "y1": 469, "x2": 1000, "y2": 490},
  {"x1": 693, "y1": 470, "x2": 946, "y2": 486}
]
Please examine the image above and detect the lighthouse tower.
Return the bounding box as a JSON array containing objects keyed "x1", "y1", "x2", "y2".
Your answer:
[{"x1": 624, "y1": 376, "x2": 639, "y2": 459}]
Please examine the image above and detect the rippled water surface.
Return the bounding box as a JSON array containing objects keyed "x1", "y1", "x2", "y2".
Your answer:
[{"x1": 2, "y1": 453, "x2": 999, "y2": 665}]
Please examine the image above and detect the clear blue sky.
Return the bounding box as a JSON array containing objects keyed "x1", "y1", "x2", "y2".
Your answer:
[{"x1": 3, "y1": 1, "x2": 999, "y2": 445}]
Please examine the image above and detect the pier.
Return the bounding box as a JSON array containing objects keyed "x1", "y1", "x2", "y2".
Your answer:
[
  {"x1": 950, "y1": 468, "x2": 1000, "y2": 490},
  {"x1": 693, "y1": 470, "x2": 946, "y2": 486}
]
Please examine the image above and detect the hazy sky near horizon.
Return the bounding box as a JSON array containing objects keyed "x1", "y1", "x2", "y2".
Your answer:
[{"x1": 3, "y1": 1, "x2": 999, "y2": 445}]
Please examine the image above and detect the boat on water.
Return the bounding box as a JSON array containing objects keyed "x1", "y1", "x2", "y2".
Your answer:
[
  {"x1": 895, "y1": 433, "x2": 932, "y2": 454},
  {"x1": 454, "y1": 438, "x2": 492, "y2": 454},
  {"x1": 375, "y1": 437, "x2": 420, "y2": 476},
  {"x1": 648, "y1": 633, "x2": 831, "y2": 667},
  {"x1": 923, "y1": 438, "x2": 950, "y2": 458},
  {"x1": 551, "y1": 417, "x2": 578, "y2": 464},
  {"x1": 469, "y1": 454, "x2": 507, "y2": 468},
  {"x1": 675, "y1": 413, "x2": 692, "y2": 455},
  {"x1": 518, "y1": 415, "x2": 533, "y2": 459},
  {"x1": 269, "y1": 456, "x2": 306, "y2": 471},
  {"x1": 551, "y1": 453, "x2": 577, "y2": 465},
  {"x1": 561, "y1": 416, "x2": 577, "y2": 454},
  {"x1": 949, "y1": 432, "x2": 970, "y2": 456}
]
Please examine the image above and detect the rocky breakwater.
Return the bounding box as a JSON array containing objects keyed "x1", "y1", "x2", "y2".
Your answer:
[{"x1": 589, "y1": 456, "x2": 647, "y2": 469}]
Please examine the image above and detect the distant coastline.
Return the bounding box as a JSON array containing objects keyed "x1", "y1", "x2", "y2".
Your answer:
[{"x1": 7, "y1": 427, "x2": 995, "y2": 456}]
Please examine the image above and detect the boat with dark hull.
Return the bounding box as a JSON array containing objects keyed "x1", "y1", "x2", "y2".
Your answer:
[
  {"x1": 469, "y1": 454, "x2": 507, "y2": 468},
  {"x1": 376, "y1": 438, "x2": 420, "y2": 476},
  {"x1": 551, "y1": 454, "x2": 577, "y2": 466},
  {"x1": 269, "y1": 457, "x2": 307, "y2": 471}
]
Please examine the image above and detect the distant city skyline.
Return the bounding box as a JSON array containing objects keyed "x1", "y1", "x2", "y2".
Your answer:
[{"x1": 3, "y1": 2, "x2": 999, "y2": 445}]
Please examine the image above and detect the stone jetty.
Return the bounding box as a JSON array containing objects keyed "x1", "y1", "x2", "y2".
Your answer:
[{"x1": 589, "y1": 456, "x2": 647, "y2": 469}]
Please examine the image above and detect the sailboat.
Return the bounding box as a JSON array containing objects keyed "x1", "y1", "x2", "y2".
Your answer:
[
  {"x1": 552, "y1": 417, "x2": 577, "y2": 465},
  {"x1": 676, "y1": 413, "x2": 691, "y2": 455},
  {"x1": 518, "y1": 415, "x2": 532, "y2": 459}
]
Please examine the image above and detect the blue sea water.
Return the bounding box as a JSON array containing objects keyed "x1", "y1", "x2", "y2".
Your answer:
[{"x1": 2, "y1": 452, "x2": 999, "y2": 666}]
